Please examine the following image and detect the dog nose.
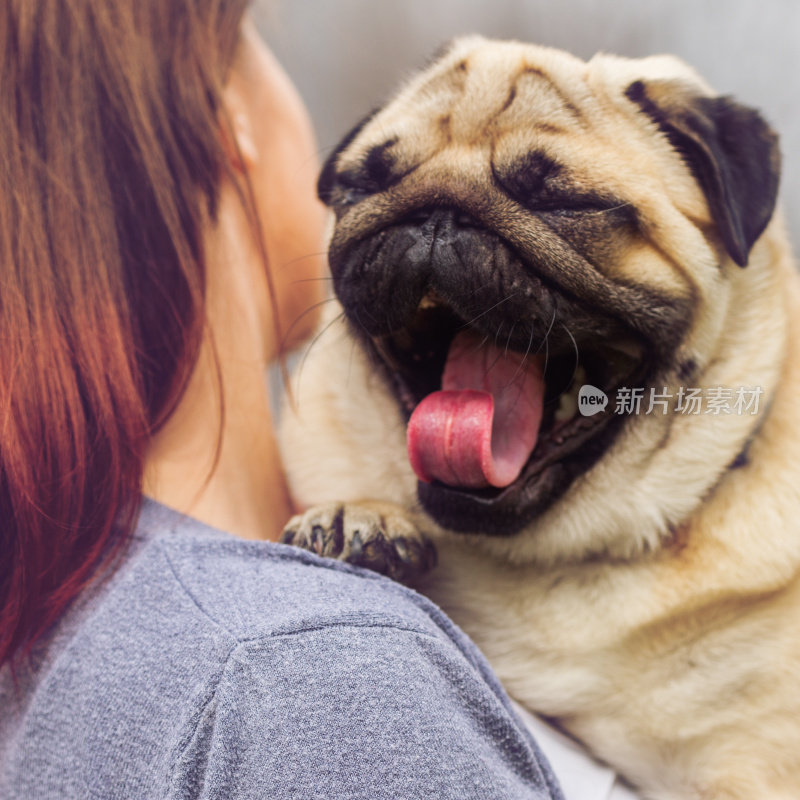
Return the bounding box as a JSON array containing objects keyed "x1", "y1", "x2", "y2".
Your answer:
[{"x1": 329, "y1": 204, "x2": 490, "y2": 338}]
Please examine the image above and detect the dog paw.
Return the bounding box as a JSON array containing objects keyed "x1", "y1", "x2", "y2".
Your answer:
[{"x1": 281, "y1": 501, "x2": 436, "y2": 583}]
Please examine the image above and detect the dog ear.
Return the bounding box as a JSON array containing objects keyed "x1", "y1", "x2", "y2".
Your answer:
[
  {"x1": 625, "y1": 80, "x2": 781, "y2": 267},
  {"x1": 317, "y1": 110, "x2": 379, "y2": 206}
]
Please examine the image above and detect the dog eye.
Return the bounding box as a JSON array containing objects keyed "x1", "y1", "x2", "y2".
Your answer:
[
  {"x1": 328, "y1": 138, "x2": 401, "y2": 208},
  {"x1": 494, "y1": 153, "x2": 623, "y2": 217},
  {"x1": 494, "y1": 151, "x2": 561, "y2": 203},
  {"x1": 330, "y1": 173, "x2": 378, "y2": 207},
  {"x1": 533, "y1": 199, "x2": 619, "y2": 216}
]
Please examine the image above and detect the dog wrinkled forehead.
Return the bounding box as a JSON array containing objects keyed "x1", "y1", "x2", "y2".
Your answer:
[
  {"x1": 320, "y1": 36, "x2": 779, "y2": 271},
  {"x1": 336, "y1": 38, "x2": 590, "y2": 171},
  {"x1": 337, "y1": 36, "x2": 712, "y2": 167},
  {"x1": 393, "y1": 37, "x2": 590, "y2": 139}
]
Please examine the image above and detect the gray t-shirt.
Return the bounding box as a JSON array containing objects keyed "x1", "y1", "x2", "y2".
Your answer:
[{"x1": 0, "y1": 499, "x2": 563, "y2": 799}]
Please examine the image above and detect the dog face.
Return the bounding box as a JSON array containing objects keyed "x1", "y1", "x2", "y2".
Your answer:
[{"x1": 310, "y1": 37, "x2": 781, "y2": 552}]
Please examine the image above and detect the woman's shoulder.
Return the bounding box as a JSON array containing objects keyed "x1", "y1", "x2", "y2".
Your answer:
[
  {"x1": 1, "y1": 499, "x2": 562, "y2": 800},
  {"x1": 132, "y1": 501, "x2": 563, "y2": 800},
  {"x1": 138, "y1": 498, "x2": 468, "y2": 650}
]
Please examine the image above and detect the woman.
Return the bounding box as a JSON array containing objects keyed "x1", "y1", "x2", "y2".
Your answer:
[{"x1": 0, "y1": 1, "x2": 563, "y2": 797}]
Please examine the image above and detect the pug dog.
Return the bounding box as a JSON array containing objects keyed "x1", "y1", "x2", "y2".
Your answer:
[{"x1": 279, "y1": 36, "x2": 800, "y2": 799}]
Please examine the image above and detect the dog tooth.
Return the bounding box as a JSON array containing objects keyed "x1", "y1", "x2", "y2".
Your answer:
[
  {"x1": 555, "y1": 389, "x2": 578, "y2": 422},
  {"x1": 417, "y1": 293, "x2": 440, "y2": 310}
]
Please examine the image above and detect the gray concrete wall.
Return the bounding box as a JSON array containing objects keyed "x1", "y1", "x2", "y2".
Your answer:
[{"x1": 257, "y1": 0, "x2": 800, "y2": 247}]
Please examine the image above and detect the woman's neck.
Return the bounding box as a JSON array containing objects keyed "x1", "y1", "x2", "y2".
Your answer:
[
  {"x1": 142, "y1": 185, "x2": 294, "y2": 542},
  {"x1": 143, "y1": 345, "x2": 293, "y2": 542}
]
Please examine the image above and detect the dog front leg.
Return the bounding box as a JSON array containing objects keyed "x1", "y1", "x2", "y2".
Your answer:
[{"x1": 281, "y1": 500, "x2": 436, "y2": 585}]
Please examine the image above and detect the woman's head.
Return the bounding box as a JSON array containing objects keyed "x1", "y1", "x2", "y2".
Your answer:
[
  {"x1": 0, "y1": 0, "x2": 322, "y2": 666},
  {"x1": 220, "y1": 20, "x2": 327, "y2": 355}
]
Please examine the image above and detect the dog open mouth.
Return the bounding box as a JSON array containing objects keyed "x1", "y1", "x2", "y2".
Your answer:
[
  {"x1": 368, "y1": 295, "x2": 649, "y2": 534},
  {"x1": 326, "y1": 202, "x2": 661, "y2": 535}
]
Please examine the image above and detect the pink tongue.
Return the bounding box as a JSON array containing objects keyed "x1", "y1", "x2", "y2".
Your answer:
[{"x1": 407, "y1": 331, "x2": 544, "y2": 489}]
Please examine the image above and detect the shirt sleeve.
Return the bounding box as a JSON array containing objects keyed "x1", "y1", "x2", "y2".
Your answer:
[{"x1": 168, "y1": 622, "x2": 564, "y2": 800}]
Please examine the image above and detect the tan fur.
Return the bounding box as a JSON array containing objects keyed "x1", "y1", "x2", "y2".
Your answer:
[{"x1": 280, "y1": 37, "x2": 800, "y2": 798}]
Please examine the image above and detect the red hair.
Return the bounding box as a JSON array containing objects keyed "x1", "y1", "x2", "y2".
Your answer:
[{"x1": 0, "y1": 0, "x2": 250, "y2": 666}]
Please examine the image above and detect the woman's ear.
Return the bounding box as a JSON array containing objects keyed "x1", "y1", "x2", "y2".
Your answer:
[{"x1": 220, "y1": 77, "x2": 259, "y2": 173}]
